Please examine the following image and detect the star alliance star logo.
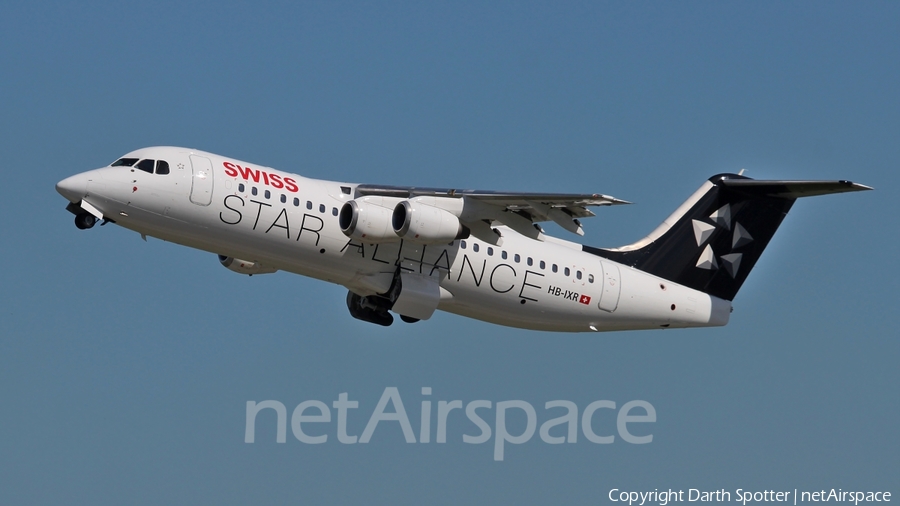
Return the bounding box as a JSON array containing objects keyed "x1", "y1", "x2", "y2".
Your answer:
[{"x1": 691, "y1": 203, "x2": 753, "y2": 278}]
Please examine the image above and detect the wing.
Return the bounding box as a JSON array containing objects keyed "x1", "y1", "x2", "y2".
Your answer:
[{"x1": 355, "y1": 184, "x2": 630, "y2": 241}]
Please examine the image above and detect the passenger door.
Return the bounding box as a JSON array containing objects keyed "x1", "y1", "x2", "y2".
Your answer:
[
  {"x1": 598, "y1": 260, "x2": 621, "y2": 312},
  {"x1": 189, "y1": 155, "x2": 214, "y2": 206}
]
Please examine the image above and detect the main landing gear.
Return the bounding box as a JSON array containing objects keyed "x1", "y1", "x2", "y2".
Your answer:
[
  {"x1": 346, "y1": 291, "x2": 394, "y2": 326},
  {"x1": 345, "y1": 290, "x2": 421, "y2": 327}
]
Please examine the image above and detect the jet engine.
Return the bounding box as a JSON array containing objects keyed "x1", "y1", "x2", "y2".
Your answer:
[
  {"x1": 218, "y1": 255, "x2": 277, "y2": 275},
  {"x1": 392, "y1": 200, "x2": 469, "y2": 245},
  {"x1": 338, "y1": 197, "x2": 403, "y2": 243}
]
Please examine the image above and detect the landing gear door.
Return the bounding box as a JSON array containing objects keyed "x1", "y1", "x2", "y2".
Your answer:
[
  {"x1": 189, "y1": 155, "x2": 214, "y2": 206},
  {"x1": 598, "y1": 261, "x2": 621, "y2": 313},
  {"x1": 391, "y1": 272, "x2": 441, "y2": 321}
]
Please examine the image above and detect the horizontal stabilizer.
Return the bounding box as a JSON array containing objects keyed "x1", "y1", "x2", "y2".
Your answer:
[{"x1": 720, "y1": 179, "x2": 873, "y2": 198}]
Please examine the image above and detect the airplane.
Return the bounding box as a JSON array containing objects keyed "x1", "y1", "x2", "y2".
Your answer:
[{"x1": 55, "y1": 146, "x2": 871, "y2": 332}]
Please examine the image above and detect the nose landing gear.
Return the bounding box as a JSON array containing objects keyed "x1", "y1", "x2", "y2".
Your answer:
[{"x1": 74, "y1": 212, "x2": 97, "y2": 230}]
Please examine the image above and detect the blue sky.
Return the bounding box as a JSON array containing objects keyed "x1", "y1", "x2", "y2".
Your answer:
[{"x1": 1, "y1": 2, "x2": 897, "y2": 504}]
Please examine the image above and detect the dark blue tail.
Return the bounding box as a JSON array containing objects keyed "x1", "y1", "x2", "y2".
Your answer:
[{"x1": 584, "y1": 174, "x2": 871, "y2": 301}]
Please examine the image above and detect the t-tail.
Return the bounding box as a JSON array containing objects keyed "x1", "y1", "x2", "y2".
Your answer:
[{"x1": 584, "y1": 173, "x2": 872, "y2": 301}]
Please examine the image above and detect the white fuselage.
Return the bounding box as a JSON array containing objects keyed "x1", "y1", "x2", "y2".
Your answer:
[{"x1": 58, "y1": 147, "x2": 731, "y2": 332}]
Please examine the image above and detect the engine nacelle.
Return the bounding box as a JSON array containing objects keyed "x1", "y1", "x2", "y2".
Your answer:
[
  {"x1": 218, "y1": 255, "x2": 277, "y2": 275},
  {"x1": 392, "y1": 200, "x2": 469, "y2": 245},
  {"x1": 339, "y1": 197, "x2": 403, "y2": 243}
]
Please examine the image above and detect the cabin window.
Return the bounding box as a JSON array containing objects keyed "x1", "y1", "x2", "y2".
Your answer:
[
  {"x1": 527, "y1": 257, "x2": 533, "y2": 266},
  {"x1": 264, "y1": 190, "x2": 271, "y2": 199},
  {"x1": 501, "y1": 251, "x2": 507, "y2": 260},
  {"x1": 460, "y1": 240, "x2": 467, "y2": 249},
  {"x1": 280, "y1": 194, "x2": 287, "y2": 203},
  {"x1": 136, "y1": 159, "x2": 154, "y2": 173},
  {"x1": 306, "y1": 201, "x2": 312, "y2": 210},
  {"x1": 332, "y1": 207, "x2": 338, "y2": 216},
  {"x1": 564, "y1": 267, "x2": 571, "y2": 276},
  {"x1": 473, "y1": 243, "x2": 480, "y2": 253},
  {"x1": 238, "y1": 183, "x2": 245, "y2": 192},
  {"x1": 293, "y1": 198, "x2": 300, "y2": 206},
  {"x1": 552, "y1": 264, "x2": 558, "y2": 273},
  {"x1": 539, "y1": 260, "x2": 546, "y2": 270},
  {"x1": 514, "y1": 254, "x2": 520, "y2": 263},
  {"x1": 487, "y1": 247, "x2": 493, "y2": 256},
  {"x1": 319, "y1": 204, "x2": 325, "y2": 213},
  {"x1": 252, "y1": 187, "x2": 258, "y2": 196},
  {"x1": 111, "y1": 158, "x2": 138, "y2": 167},
  {"x1": 155, "y1": 160, "x2": 170, "y2": 175},
  {"x1": 588, "y1": 274, "x2": 594, "y2": 283},
  {"x1": 576, "y1": 270, "x2": 583, "y2": 280}
]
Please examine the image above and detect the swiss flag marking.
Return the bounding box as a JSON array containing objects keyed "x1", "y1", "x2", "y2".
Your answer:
[{"x1": 579, "y1": 295, "x2": 591, "y2": 305}]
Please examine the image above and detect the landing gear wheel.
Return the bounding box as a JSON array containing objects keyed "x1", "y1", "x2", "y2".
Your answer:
[
  {"x1": 346, "y1": 291, "x2": 394, "y2": 326},
  {"x1": 400, "y1": 315, "x2": 420, "y2": 324},
  {"x1": 74, "y1": 213, "x2": 97, "y2": 230}
]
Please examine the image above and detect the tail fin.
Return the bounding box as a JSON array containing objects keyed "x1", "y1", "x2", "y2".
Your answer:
[{"x1": 584, "y1": 174, "x2": 872, "y2": 301}]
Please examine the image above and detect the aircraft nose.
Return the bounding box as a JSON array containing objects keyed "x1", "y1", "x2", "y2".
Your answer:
[{"x1": 56, "y1": 173, "x2": 89, "y2": 202}]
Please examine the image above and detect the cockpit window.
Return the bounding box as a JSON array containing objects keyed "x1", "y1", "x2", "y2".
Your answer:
[
  {"x1": 155, "y1": 160, "x2": 170, "y2": 175},
  {"x1": 111, "y1": 158, "x2": 138, "y2": 167},
  {"x1": 136, "y1": 159, "x2": 155, "y2": 173}
]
